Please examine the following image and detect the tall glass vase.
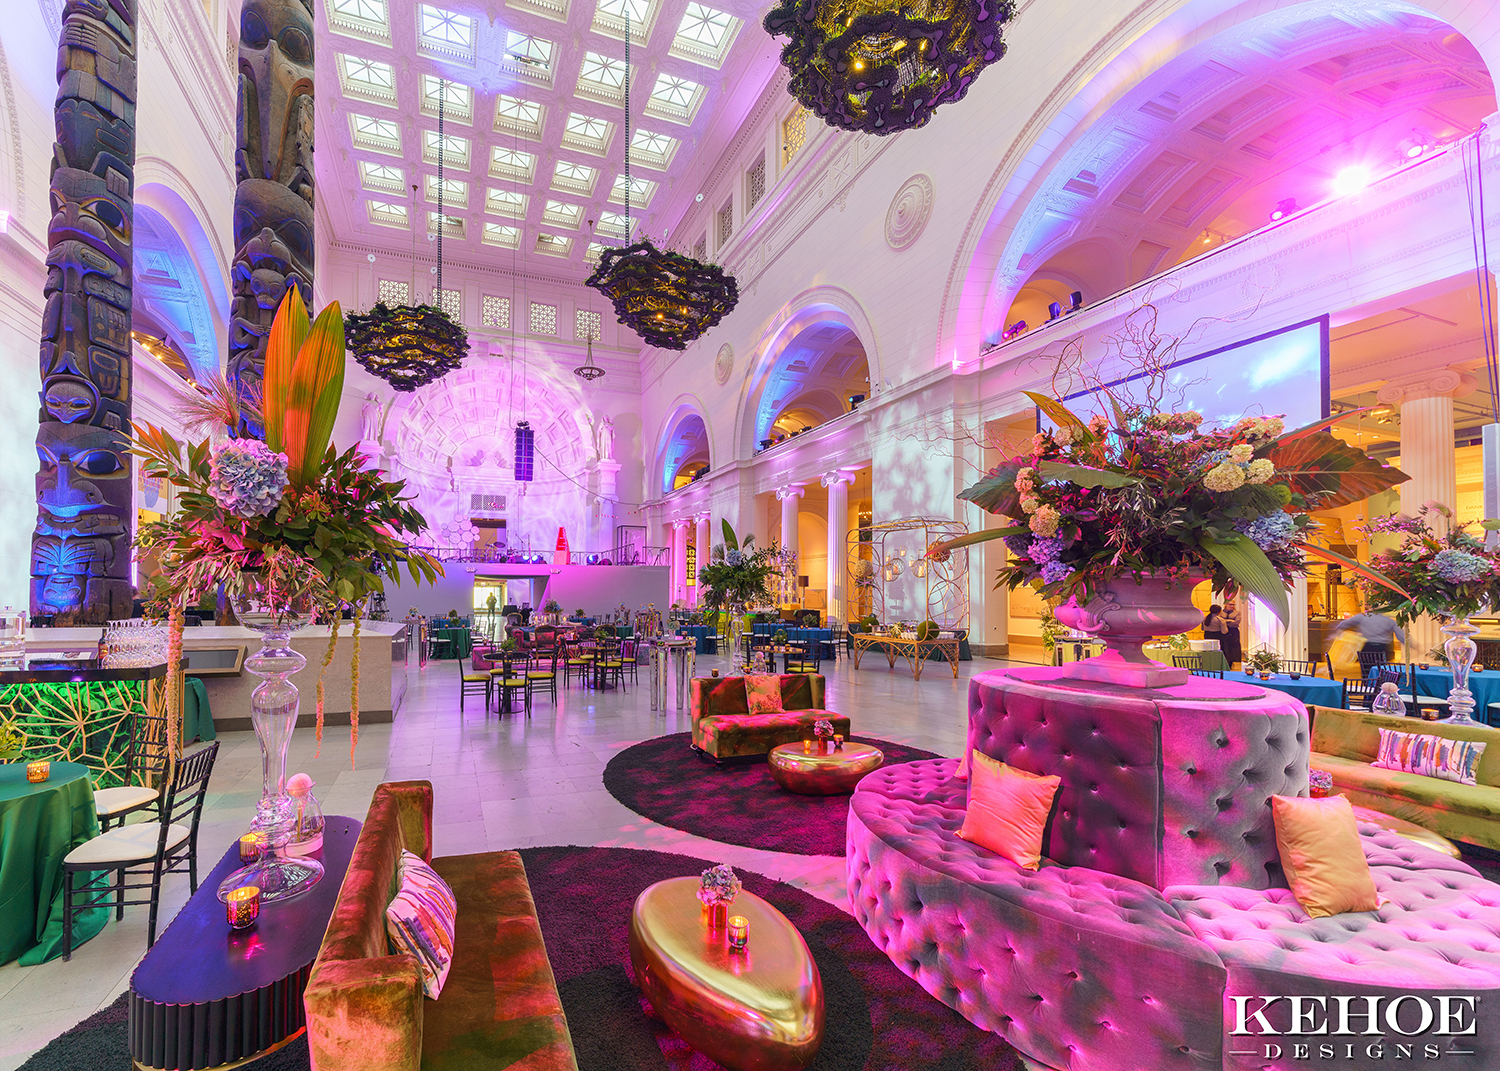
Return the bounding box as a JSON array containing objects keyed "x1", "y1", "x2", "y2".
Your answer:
[
  {"x1": 217, "y1": 572, "x2": 324, "y2": 903},
  {"x1": 727, "y1": 603, "x2": 747, "y2": 673},
  {"x1": 1441, "y1": 615, "x2": 1481, "y2": 725}
]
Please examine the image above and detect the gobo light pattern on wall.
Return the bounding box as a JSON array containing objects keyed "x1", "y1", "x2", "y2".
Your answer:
[
  {"x1": 585, "y1": 240, "x2": 739, "y2": 351},
  {"x1": 0, "y1": 679, "x2": 171, "y2": 790},
  {"x1": 763, "y1": 0, "x2": 1016, "y2": 135},
  {"x1": 344, "y1": 303, "x2": 470, "y2": 392}
]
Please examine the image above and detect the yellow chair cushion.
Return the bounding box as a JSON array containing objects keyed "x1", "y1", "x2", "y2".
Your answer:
[{"x1": 462, "y1": 673, "x2": 490, "y2": 682}]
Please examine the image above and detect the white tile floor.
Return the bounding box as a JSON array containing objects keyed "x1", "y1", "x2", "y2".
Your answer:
[{"x1": 0, "y1": 647, "x2": 1011, "y2": 1070}]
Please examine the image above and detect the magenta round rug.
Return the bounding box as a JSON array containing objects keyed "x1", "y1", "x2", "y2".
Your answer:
[{"x1": 601, "y1": 732, "x2": 939, "y2": 856}]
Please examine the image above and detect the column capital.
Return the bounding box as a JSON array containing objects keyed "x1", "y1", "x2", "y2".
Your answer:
[
  {"x1": 820, "y1": 470, "x2": 856, "y2": 489},
  {"x1": 776, "y1": 484, "x2": 806, "y2": 501},
  {"x1": 672, "y1": 518, "x2": 692, "y2": 530},
  {"x1": 695, "y1": 510, "x2": 712, "y2": 521},
  {"x1": 1377, "y1": 366, "x2": 1478, "y2": 405}
]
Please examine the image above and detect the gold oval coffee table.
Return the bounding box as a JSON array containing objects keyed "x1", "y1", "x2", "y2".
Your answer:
[
  {"x1": 768, "y1": 741, "x2": 883, "y2": 795},
  {"x1": 1351, "y1": 804, "x2": 1461, "y2": 859},
  {"x1": 628, "y1": 877, "x2": 824, "y2": 1071}
]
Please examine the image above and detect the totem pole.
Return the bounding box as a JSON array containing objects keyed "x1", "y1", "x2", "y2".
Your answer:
[
  {"x1": 32, "y1": 0, "x2": 139, "y2": 624},
  {"x1": 228, "y1": 0, "x2": 314, "y2": 435}
]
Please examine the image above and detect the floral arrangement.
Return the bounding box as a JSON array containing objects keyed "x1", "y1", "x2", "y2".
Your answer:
[
  {"x1": 135, "y1": 293, "x2": 441, "y2": 759},
  {"x1": 814, "y1": 719, "x2": 834, "y2": 739},
  {"x1": 1359, "y1": 504, "x2": 1500, "y2": 624},
  {"x1": 1308, "y1": 769, "x2": 1334, "y2": 798},
  {"x1": 697, "y1": 522, "x2": 778, "y2": 611},
  {"x1": 698, "y1": 863, "x2": 742, "y2": 906},
  {"x1": 1244, "y1": 647, "x2": 1281, "y2": 674},
  {"x1": 929, "y1": 393, "x2": 1410, "y2": 622},
  {"x1": 544, "y1": 599, "x2": 562, "y2": 613}
]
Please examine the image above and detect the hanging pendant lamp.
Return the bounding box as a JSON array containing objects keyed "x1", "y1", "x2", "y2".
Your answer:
[
  {"x1": 763, "y1": 0, "x2": 1016, "y2": 136},
  {"x1": 574, "y1": 334, "x2": 606, "y2": 381},
  {"x1": 345, "y1": 84, "x2": 470, "y2": 391},
  {"x1": 585, "y1": 3, "x2": 737, "y2": 349}
]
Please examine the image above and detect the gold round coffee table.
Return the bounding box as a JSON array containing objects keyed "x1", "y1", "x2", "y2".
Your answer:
[
  {"x1": 768, "y1": 741, "x2": 883, "y2": 795},
  {"x1": 1351, "y1": 804, "x2": 1462, "y2": 859},
  {"x1": 628, "y1": 877, "x2": 823, "y2": 1071}
]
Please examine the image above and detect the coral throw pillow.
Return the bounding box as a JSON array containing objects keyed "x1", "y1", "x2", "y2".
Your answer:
[
  {"x1": 1373, "y1": 728, "x2": 1486, "y2": 786},
  {"x1": 386, "y1": 849, "x2": 458, "y2": 998},
  {"x1": 956, "y1": 752, "x2": 1061, "y2": 870},
  {"x1": 1271, "y1": 795, "x2": 1380, "y2": 919},
  {"x1": 743, "y1": 675, "x2": 785, "y2": 715},
  {"x1": 956, "y1": 746, "x2": 970, "y2": 780}
]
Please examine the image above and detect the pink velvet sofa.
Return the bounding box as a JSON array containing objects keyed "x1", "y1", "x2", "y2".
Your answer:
[
  {"x1": 689, "y1": 674, "x2": 847, "y2": 760},
  {"x1": 847, "y1": 667, "x2": 1500, "y2": 1071}
]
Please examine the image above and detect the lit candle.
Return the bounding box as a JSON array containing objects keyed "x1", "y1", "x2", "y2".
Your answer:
[
  {"x1": 802, "y1": 739, "x2": 812, "y2": 754},
  {"x1": 226, "y1": 885, "x2": 260, "y2": 929},
  {"x1": 833, "y1": 734, "x2": 844, "y2": 751},
  {"x1": 238, "y1": 832, "x2": 264, "y2": 864},
  {"x1": 26, "y1": 760, "x2": 49, "y2": 783},
  {"x1": 727, "y1": 915, "x2": 749, "y2": 951}
]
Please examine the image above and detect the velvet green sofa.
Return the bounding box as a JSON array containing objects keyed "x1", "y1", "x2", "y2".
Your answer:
[
  {"x1": 689, "y1": 673, "x2": 848, "y2": 760},
  {"x1": 303, "y1": 781, "x2": 578, "y2": 1071},
  {"x1": 1311, "y1": 706, "x2": 1500, "y2": 850}
]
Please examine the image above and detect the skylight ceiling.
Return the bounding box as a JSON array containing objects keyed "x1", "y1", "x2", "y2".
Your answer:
[{"x1": 318, "y1": 0, "x2": 779, "y2": 283}]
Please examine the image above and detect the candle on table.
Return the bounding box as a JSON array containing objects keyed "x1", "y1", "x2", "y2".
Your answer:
[
  {"x1": 727, "y1": 915, "x2": 748, "y2": 951},
  {"x1": 226, "y1": 885, "x2": 260, "y2": 929},
  {"x1": 26, "y1": 760, "x2": 49, "y2": 783},
  {"x1": 238, "y1": 832, "x2": 264, "y2": 863}
]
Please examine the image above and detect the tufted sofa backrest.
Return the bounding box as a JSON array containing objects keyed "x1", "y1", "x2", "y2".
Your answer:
[
  {"x1": 690, "y1": 674, "x2": 825, "y2": 721},
  {"x1": 1312, "y1": 706, "x2": 1500, "y2": 787}
]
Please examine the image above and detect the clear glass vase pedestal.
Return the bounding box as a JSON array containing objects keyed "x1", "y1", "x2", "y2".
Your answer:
[{"x1": 1440, "y1": 616, "x2": 1481, "y2": 725}]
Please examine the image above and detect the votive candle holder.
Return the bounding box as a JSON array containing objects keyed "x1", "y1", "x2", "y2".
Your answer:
[
  {"x1": 238, "y1": 832, "x2": 264, "y2": 863},
  {"x1": 802, "y1": 739, "x2": 812, "y2": 754},
  {"x1": 833, "y1": 735, "x2": 844, "y2": 751},
  {"x1": 226, "y1": 885, "x2": 260, "y2": 929},
  {"x1": 727, "y1": 915, "x2": 749, "y2": 952},
  {"x1": 26, "y1": 760, "x2": 49, "y2": 783}
]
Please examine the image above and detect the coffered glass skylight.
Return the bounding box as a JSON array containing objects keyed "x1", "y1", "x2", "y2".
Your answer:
[
  {"x1": 424, "y1": 175, "x2": 469, "y2": 209},
  {"x1": 351, "y1": 114, "x2": 401, "y2": 155},
  {"x1": 609, "y1": 174, "x2": 655, "y2": 209},
  {"x1": 418, "y1": 4, "x2": 476, "y2": 62},
  {"x1": 597, "y1": 211, "x2": 633, "y2": 240},
  {"x1": 485, "y1": 188, "x2": 529, "y2": 218},
  {"x1": 428, "y1": 211, "x2": 465, "y2": 238},
  {"x1": 367, "y1": 200, "x2": 409, "y2": 228},
  {"x1": 551, "y1": 160, "x2": 599, "y2": 196},
  {"x1": 337, "y1": 55, "x2": 396, "y2": 106},
  {"x1": 644, "y1": 73, "x2": 704, "y2": 124},
  {"x1": 562, "y1": 113, "x2": 614, "y2": 157},
  {"x1": 422, "y1": 130, "x2": 471, "y2": 169},
  {"x1": 534, "y1": 233, "x2": 574, "y2": 258},
  {"x1": 585, "y1": 242, "x2": 609, "y2": 266},
  {"x1": 494, "y1": 95, "x2": 545, "y2": 139},
  {"x1": 421, "y1": 76, "x2": 473, "y2": 124},
  {"x1": 504, "y1": 32, "x2": 555, "y2": 85},
  {"x1": 329, "y1": 0, "x2": 390, "y2": 43},
  {"x1": 490, "y1": 147, "x2": 538, "y2": 183},
  {"x1": 670, "y1": 3, "x2": 740, "y2": 68},
  {"x1": 542, "y1": 199, "x2": 583, "y2": 229},
  {"x1": 628, "y1": 129, "x2": 678, "y2": 170},
  {"x1": 506, "y1": 0, "x2": 569, "y2": 24},
  {"x1": 359, "y1": 161, "x2": 406, "y2": 191},
  {"x1": 482, "y1": 222, "x2": 521, "y2": 248},
  {"x1": 592, "y1": 0, "x2": 657, "y2": 46},
  {"x1": 575, "y1": 52, "x2": 631, "y2": 108}
]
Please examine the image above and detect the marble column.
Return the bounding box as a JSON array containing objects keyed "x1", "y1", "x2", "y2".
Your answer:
[
  {"x1": 777, "y1": 485, "x2": 805, "y2": 608},
  {"x1": 822, "y1": 472, "x2": 855, "y2": 626},
  {"x1": 694, "y1": 514, "x2": 710, "y2": 607},
  {"x1": 672, "y1": 520, "x2": 690, "y2": 605},
  {"x1": 1377, "y1": 367, "x2": 1477, "y2": 658}
]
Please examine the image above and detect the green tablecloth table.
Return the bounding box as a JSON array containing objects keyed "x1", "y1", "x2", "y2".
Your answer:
[
  {"x1": 183, "y1": 676, "x2": 215, "y2": 743},
  {"x1": 429, "y1": 627, "x2": 472, "y2": 660},
  {"x1": 0, "y1": 761, "x2": 106, "y2": 964}
]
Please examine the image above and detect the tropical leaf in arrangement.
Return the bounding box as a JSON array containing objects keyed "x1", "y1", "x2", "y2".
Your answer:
[
  {"x1": 1035, "y1": 460, "x2": 1141, "y2": 489},
  {"x1": 722, "y1": 518, "x2": 740, "y2": 552},
  {"x1": 958, "y1": 470, "x2": 1019, "y2": 515},
  {"x1": 1299, "y1": 543, "x2": 1412, "y2": 602},
  {"x1": 1024, "y1": 391, "x2": 1087, "y2": 431},
  {"x1": 262, "y1": 291, "x2": 310, "y2": 454},
  {"x1": 282, "y1": 303, "x2": 347, "y2": 488},
  {"x1": 1258, "y1": 430, "x2": 1409, "y2": 509},
  {"x1": 1198, "y1": 534, "x2": 1289, "y2": 623},
  {"x1": 1272, "y1": 408, "x2": 1376, "y2": 446},
  {"x1": 927, "y1": 527, "x2": 1026, "y2": 554}
]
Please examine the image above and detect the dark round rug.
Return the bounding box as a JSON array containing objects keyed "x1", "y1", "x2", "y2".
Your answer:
[
  {"x1": 21, "y1": 847, "x2": 1020, "y2": 1071},
  {"x1": 602, "y1": 733, "x2": 940, "y2": 856}
]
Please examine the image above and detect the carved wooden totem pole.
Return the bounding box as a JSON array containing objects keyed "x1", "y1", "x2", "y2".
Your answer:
[
  {"x1": 228, "y1": 0, "x2": 314, "y2": 434},
  {"x1": 32, "y1": 0, "x2": 139, "y2": 624}
]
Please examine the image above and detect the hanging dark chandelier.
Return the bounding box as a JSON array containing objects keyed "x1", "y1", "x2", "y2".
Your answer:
[
  {"x1": 344, "y1": 86, "x2": 469, "y2": 391},
  {"x1": 585, "y1": 2, "x2": 737, "y2": 349},
  {"x1": 763, "y1": 0, "x2": 1016, "y2": 136},
  {"x1": 574, "y1": 334, "x2": 606, "y2": 381}
]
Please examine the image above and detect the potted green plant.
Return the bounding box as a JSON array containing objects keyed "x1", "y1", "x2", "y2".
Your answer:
[
  {"x1": 1245, "y1": 647, "x2": 1281, "y2": 679},
  {"x1": 0, "y1": 725, "x2": 24, "y2": 762}
]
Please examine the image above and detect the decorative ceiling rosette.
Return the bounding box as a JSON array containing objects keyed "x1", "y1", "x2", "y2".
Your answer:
[
  {"x1": 763, "y1": 0, "x2": 1016, "y2": 136},
  {"x1": 343, "y1": 303, "x2": 470, "y2": 392},
  {"x1": 586, "y1": 240, "x2": 739, "y2": 351}
]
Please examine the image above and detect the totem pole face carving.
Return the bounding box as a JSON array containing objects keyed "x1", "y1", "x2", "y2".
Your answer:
[
  {"x1": 228, "y1": 0, "x2": 314, "y2": 433},
  {"x1": 33, "y1": 0, "x2": 136, "y2": 622}
]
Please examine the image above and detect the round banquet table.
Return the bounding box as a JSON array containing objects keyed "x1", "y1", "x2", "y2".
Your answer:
[
  {"x1": 428, "y1": 626, "x2": 471, "y2": 660},
  {"x1": 1221, "y1": 670, "x2": 1344, "y2": 706},
  {"x1": 0, "y1": 761, "x2": 107, "y2": 965},
  {"x1": 1412, "y1": 667, "x2": 1500, "y2": 724}
]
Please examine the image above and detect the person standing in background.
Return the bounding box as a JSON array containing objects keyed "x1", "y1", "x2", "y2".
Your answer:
[
  {"x1": 1203, "y1": 604, "x2": 1229, "y2": 667},
  {"x1": 1222, "y1": 599, "x2": 1244, "y2": 668},
  {"x1": 1330, "y1": 612, "x2": 1406, "y2": 662}
]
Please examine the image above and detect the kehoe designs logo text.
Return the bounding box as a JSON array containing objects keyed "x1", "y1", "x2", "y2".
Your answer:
[{"x1": 1227, "y1": 995, "x2": 1480, "y2": 1063}]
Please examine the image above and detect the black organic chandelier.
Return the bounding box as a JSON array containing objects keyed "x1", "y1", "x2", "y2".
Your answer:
[
  {"x1": 586, "y1": 242, "x2": 738, "y2": 351},
  {"x1": 585, "y1": 2, "x2": 737, "y2": 349},
  {"x1": 763, "y1": 0, "x2": 1016, "y2": 136},
  {"x1": 345, "y1": 85, "x2": 469, "y2": 391},
  {"x1": 344, "y1": 302, "x2": 469, "y2": 391}
]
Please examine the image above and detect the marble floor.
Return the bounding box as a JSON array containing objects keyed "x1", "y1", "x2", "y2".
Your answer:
[{"x1": 0, "y1": 647, "x2": 1013, "y2": 1069}]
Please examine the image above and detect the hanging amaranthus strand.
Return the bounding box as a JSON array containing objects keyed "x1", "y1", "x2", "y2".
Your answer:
[
  {"x1": 166, "y1": 604, "x2": 184, "y2": 773},
  {"x1": 349, "y1": 607, "x2": 362, "y2": 767},
  {"x1": 314, "y1": 616, "x2": 341, "y2": 758}
]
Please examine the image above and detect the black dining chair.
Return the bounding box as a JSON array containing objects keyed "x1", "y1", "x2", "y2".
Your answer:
[
  {"x1": 1342, "y1": 679, "x2": 1379, "y2": 712},
  {"x1": 1172, "y1": 654, "x2": 1204, "y2": 670},
  {"x1": 526, "y1": 645, "x2": 560, "y2": 706},
  {"x1": 94, "y1": 709, "x2": 171, "y2": 831},
  {"x1": 493, "y1": 653, "x2": 531, "y2": 717},
  {"x1": 62, "y1": 741, "x2": 220, "y2": 958},
  {"x1": 1279, "y1": 658, "x2": 1326, "y2": 678},
  {"x1": 1189, "y1": 666, "x2": 1224, "y2": 679},
  {"x1": 460, "y1": 652, "x2": 494, "y2": 713},
  {"x1": 784, "y1": 641, "x2": 821, "y2": 675}
]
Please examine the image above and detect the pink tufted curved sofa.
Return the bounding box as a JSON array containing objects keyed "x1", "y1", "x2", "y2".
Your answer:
[{"x1": 847, "y1": 668, "x2": 1500, "y2": 1070}]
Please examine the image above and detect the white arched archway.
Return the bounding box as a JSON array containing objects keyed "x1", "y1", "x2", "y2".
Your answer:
[{"x1": 653, "y1": 396, "x2": 713, "y2": 496}]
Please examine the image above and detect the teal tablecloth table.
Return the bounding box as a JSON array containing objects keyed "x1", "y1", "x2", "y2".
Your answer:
[
  {"x1": 183, "y1": 676, "x2": 215, "y2": 743},
  {"x1": 1412, "y1": 667, "x2": 1500, "y2": 724},
  {"x1": 429, "y1": 627, "x2": 472, "y2": 660},
  {"x1": 0, "y1": 761, "x2": 106, "y2": 964},
  {"x1": 1223, "y1": 670, "x2": 1344, "y2": 706}
]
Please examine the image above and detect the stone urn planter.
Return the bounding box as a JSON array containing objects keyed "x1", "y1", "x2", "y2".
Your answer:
[{"x1": 1052, "y1": 576, "x2": 1204, "y2": 688}]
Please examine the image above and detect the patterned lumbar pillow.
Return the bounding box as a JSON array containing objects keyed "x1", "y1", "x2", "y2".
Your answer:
[
  {"x1": 386, "y1": 849, "x2": 458, "y2": 998},
  {"x1": 1372, "y1": 728, "x2": 1486, "y2": 786},
  {"x1": 743, "y1": 674, "x2": 785, "y2": 715}
]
